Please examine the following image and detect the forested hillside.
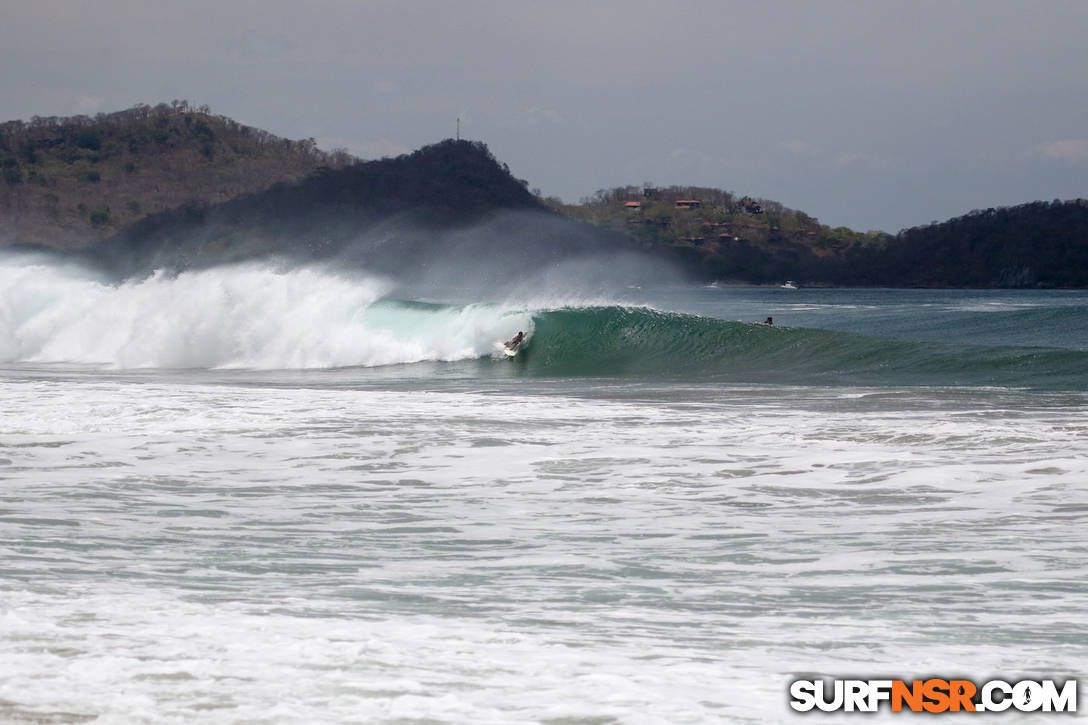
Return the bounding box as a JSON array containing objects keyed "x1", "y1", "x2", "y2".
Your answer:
[
  {"x1": 838, "y1": 200, "x2": 1088, "y2": 287},
  {"x1": 4, "y1": 101, "x2": 1085, "y2": 288},
  {"x1": 557, "y1": 187, "x2": 1088, "y2": 287},
  {"x1": 552, "y1": 185, "x2": 889, "y2": 284},
  {"x1": 0, "y1": 101, "x2": 353, "y2": 249}
]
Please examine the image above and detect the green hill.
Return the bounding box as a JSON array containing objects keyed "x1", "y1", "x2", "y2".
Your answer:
[
  {"x1": 80, "y1": 139, "x2": 635, "y2": 285},
  {"x1": 0, "y1": 101, "x2": 353, "y2": 249},
  {"x1": 551, "y1": 185, "x2": 889, "y2": 284},
  {"x1": 837, "y1": 200, "x2": 1088, "y2": 287},
  {"x1": 556, "y1": 186, "x2": 1088, "y2": 287},
  {"x1": 5, "y1": 102, "x2": 1086, "y2": 288}
]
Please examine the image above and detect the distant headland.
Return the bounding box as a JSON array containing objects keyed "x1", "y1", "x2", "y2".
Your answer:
[{"x1": 2, "y1": 101, "x2": 1085, "y2": 287}]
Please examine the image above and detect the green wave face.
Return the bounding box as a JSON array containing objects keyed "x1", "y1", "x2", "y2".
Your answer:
[
  {"x1": 517, "y1": 307, "x2": 767, "y2": 376},
  {"x1": 515, "y1": 306, "x2": 1088, "y2": 389}
]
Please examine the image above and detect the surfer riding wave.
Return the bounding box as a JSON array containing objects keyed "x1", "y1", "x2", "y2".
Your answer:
[{"x1": 504, "y1": 330, "x2": 526, "y2": 355}]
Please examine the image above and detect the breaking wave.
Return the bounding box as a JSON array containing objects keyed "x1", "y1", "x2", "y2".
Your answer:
[
  {"x1": 2, "y1": 255, "x2": 1085, "y2": 389},
  {"x1": 0, "y1": 257, "x2": 529, "y2": 369}
]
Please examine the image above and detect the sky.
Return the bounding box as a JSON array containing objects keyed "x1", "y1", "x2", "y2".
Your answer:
[{"x1": 1, "y1": 0, "x2": 1086, "y2": 232}]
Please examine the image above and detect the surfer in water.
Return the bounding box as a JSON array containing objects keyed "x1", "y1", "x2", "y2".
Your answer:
[
  {"x1": 762, "y1": 316, "x2": 774, "y2": 326},
  {"x1": 506, "y1": 331, "x2": 526, "y2": 351}
]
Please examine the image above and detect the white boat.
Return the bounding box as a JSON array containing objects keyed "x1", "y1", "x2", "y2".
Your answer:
[{"x1": 781, "y1": 280, "x2": 798, "y2": 289}]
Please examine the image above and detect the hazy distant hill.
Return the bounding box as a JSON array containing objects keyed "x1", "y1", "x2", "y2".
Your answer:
[
  {"x1": 80, "y1": 138, "x2": 638, "y2": 287},
  {"x1": 5, "y1": 102, "x2": 1085, "y2": 288},
  {"x1": 0, "y1": 101, "x2": 635, "y2": 287},
  {"x1": 0, "y1": 101, "x2": 353, "y2": 249}
]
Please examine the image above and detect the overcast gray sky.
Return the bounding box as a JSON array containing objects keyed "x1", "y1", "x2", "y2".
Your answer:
[{"x1": 2, "y1": 0, "x2": 1086, "y2": 231}]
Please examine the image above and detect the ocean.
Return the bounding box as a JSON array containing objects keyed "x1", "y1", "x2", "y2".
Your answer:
[{"x1": 1, "y1": 254, "x2": 1086, "y2": 723}]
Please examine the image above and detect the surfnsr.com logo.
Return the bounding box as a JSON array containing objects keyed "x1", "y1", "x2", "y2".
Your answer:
[{"x1": 789, "y1": 678, "x2": 1078, "y2": 713}]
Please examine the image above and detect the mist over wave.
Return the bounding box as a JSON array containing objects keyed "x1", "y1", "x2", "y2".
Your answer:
[{"x1": 0, "y1": 254, "x2": 532, "y2": 369}]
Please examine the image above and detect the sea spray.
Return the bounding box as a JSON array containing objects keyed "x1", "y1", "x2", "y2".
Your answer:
[{"x1": 0, "y1": 256, "x2": 531, "y2": 369}]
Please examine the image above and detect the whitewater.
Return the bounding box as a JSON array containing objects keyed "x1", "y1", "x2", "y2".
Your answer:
[
  {"x1": 1, "y1": 254, "x2": 1086, "y2": 723},
  {"x1": 0, "y1": 258, "x2": 537, "y2": 369}
]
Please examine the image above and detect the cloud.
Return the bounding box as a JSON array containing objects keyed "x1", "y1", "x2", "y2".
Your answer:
[
  {"x1": 0, "y1": 0, "x2": 1085, "y2": 233},
  {"x1": 1034, "y1": 139, "x2": 1088, "y2": 163}
]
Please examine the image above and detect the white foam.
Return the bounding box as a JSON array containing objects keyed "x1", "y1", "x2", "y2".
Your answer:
[
  {"x1": 0, "y1": 256, "x2": 532, "y2": 369},
  {"x1": 1, "y1": 379, "x2": 1086, "y2": 722}
]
